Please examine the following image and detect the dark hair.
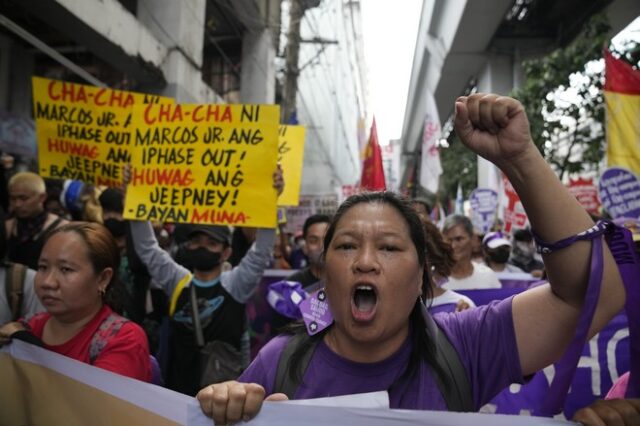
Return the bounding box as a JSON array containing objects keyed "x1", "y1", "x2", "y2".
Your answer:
[
  {"x1": 422, "y1": 220, "x2": 455, "y2": 281},
  {"x1": 411, "y1": 197, "x2": 432, "y2": 214},
  {"x1": 287, "y1": 192, "x2": 448, "y2": 391},
  {"x1": 98, "y1": 188, "x2": 124, "y2": 213},
  {"x1": 513, "y1": 228, "x2": 533, "y2": 242},
  {"x1": 42, "y1": 222, "x2": 126, "y2": 313},
  {"x1": 302, "y1": 214, "x2": 331, "y2": 239}
]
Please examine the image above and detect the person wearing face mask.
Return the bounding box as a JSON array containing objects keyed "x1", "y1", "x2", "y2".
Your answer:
[
  {"x1": 482, "y1": 231, "x2": 524, "y2": 273},
  {"x1": 286, "y1": 214, "x2": 331, "y2": 291},
  {"x1": 130, "y1": 168, "x2": 285, "y2": 396},
  {"x1": 510, "y1": 229, "x2": 545, "y2": 278}
]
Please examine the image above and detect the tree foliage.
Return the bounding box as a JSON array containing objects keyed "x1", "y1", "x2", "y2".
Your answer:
[
  {"x1": 437, "y1": 13, "x2": 639, "y2": 207},
  {"x1": 510, "y1": 13, "x2": 613, "y2": 181},
  {"x1": 439, "y1": 133, "x2": 477, "y2": 209}
]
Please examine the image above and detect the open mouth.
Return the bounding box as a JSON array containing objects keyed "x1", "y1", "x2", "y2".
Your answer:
[{"x1": 351, "y1": 284, "x2": 378, "y2": 322}]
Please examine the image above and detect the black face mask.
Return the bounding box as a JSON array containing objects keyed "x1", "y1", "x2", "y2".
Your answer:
[
  {"x1": 104, "y1": 218, "x2": 128, "y2": 238},
  {"x1": 185, "y1": 247, "x2": 222, "y2": 271},
  {"x1": 488, "y1": 246, "x2": 511, "y2": 264}
]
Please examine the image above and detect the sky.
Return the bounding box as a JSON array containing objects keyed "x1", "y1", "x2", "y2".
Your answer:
[
  {"x1": 360, "y1": 1, "x2": 423, "y2": 147},
  {"x1": 359, "y1": 7, "x2": 639, "y2": 149}
]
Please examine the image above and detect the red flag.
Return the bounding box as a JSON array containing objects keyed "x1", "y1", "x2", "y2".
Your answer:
[{"x1": 360, "y1": 118, "x2": 386, "y2": 191}]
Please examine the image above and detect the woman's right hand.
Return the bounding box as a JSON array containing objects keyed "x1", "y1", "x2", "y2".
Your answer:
[
  {"x1": 196, "y1": 380, "x2": 288, "y2": 424},
  {"x1": 0, "y1": 321, "x2": 26, "y2": 346}
]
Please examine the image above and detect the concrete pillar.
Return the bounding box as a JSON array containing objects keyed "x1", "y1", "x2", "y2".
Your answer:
[
  {"x1": 476, "y1": 54, "x2": 515, "y2": 193},
  {"x1": 8, "y1": 43, "x2": 34, "y2": 116},
  {"x1": 137, "y1": 0, "x2": 212, "y2": 103},
  {"x1": 0, "y1": 35, "x2": 34, "y2": 115},
  {"x1": 240, "y1": 29, "x2": 276, "y2": 104},
  {"x1": 477, "y1": 53, "x2": 514, "y2": 96},
  {"x1": 0, "y1": 35, "x2": 10, "y2": 111}
]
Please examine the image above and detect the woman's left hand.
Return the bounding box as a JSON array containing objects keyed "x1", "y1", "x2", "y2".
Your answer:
[
  {"x1": 454, "y1": 94, "x2": 536, "y2": 169},
  {"x1": 0, "y1": 321, "x2": 26, "y2": 346}
]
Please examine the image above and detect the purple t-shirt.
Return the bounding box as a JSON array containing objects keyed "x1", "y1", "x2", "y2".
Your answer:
[{"x1": 239, "y1": 297, "x2": 523, "y2": 410}]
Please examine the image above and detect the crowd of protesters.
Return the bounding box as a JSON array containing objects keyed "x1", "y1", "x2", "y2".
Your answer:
[{"x1": 0, "y1": 92, "x2": 638, "y2": 425}]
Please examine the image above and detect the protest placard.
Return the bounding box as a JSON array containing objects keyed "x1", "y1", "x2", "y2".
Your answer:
[
  {"x1": 283, "y1": 193, "x2": 339, "y2": 234},
  {"x1": 32, "y1": 76, "x2": 172, "y2": 186},
  {"x1": 502, "y1": 175, "x2": 528, "y2": 233},
  {"x1": 567, "y1": 177, "x2": 601, "y2": 216},
  {"x1": 277, "y1": 125, "x2": 305, "y2": 206},
  {"x1": 123, "y1": 103, "x2": 280, "y2": 227},
  {"x1": 598, "y1": 167, "x2": 640, "y2": 220},
  {"x1": 469, "y1": 188, "x2": 498, "y2": 233}
]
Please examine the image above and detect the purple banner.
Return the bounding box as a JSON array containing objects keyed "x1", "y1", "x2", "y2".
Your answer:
[
  {"x1": 458, "y1": 288, "x2": 630, "y2": 419},
  {"x1": 598, "y1": 167, "x2": 640, "y2": 220}
]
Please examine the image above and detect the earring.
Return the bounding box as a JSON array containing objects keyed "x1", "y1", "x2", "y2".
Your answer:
[{"x1": 99, "y1": 287, "x2": 106, "y2": 296}]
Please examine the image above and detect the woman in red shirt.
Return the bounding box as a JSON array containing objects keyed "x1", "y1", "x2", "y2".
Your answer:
[{"x1": 0, "y1": 222, "x2": 151, "y2": 382}]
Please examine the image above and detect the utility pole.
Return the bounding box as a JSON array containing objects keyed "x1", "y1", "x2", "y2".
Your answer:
[
  {"x1": 282, "y1": 0, "x2": 304, "y2": 123},
  {"x1": 282, "y1": 0, "x2": 323, "y2": 123}
]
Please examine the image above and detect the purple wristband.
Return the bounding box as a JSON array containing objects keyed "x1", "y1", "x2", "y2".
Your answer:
[{"x1": 532, "y1": 220, "x2": 614, "y2": 254}]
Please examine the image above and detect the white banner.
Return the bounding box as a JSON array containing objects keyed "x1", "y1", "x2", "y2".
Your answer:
[
  {"x1": 419, "y1": 91, "x2": 442, "y2": 193},
  {"x1": 1, "y1": 340, "x2": 575, "y2": 425}
]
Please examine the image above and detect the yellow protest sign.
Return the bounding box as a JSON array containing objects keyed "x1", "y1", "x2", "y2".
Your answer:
[
  {"x1": 277, "y1": 125, "x2": 306, "y2": 206},
  {"x1": 32, "y1": 76, "x2": 172, "y2": 186},
  {"x1": 123, "y1": 103, "x2": 280, "y2": 228}
]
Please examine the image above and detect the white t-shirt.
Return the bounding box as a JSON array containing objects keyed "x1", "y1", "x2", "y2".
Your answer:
[
  {"x1": 430, "y1": 289, "x2": 476, "y2": 309},
  {"x1": 442, "y1": 262, "x2": 501, "y2": 290}
]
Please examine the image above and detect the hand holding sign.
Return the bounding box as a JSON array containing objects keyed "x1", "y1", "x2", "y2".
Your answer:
[
  {"x1": 274, "y1": 163, "x2": 285, "y2": 196},
  {"x1": 196, "y1": 380, "x2": 288, "y2": 425}
]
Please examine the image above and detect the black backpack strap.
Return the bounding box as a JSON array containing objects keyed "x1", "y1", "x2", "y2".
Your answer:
[
  {"x1": 88, "y1": 312, "x2": 128, "y2": 364},
  {"x1": 274, "y1": 323, "x2": 473, "y2": 411},
  {"x1": 6, "y1": 262, "x2": 28, "y2": 321},
  {"x1": 431, "y1": 324, "x2": 474, "y2": 412},
  {"x1": 274, "y1": 332, "x2": 319, "y2": 399}
]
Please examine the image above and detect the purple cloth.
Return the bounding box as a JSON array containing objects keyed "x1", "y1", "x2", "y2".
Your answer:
[
  {"x1": 239, "y1": 297, "x2": 523, "y2": 410},
  {"x1": 428, "y1": 303, "x2": 457, "y2": 315}
]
